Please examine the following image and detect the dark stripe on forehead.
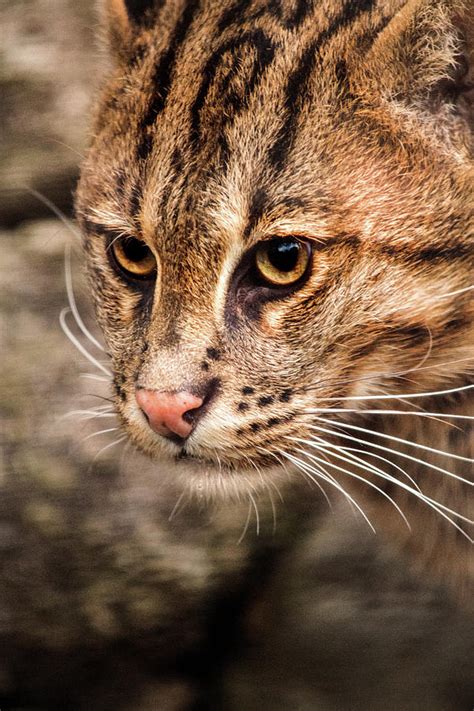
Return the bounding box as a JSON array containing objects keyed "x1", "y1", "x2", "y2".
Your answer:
[
  {"x1": 124, "y1": 0, "x2": 166, "y2": 27},
  {"x1": 219, "y1": 0, "x2": 314, "y2": 33},
  {"x1": 137, "y1": 0, "x2": 200, "y2": 160},
  {"x1": 217, "y1": 0, "x2": 254, "y2": 32},
  {"x1": 245, "y1": 187, "x2": 269, "y2": 237},
  {"x1": 190, "y1": 29, "x2": 276, "y2": 148},
  {"x1": 268, "y1": 39, "x2": 318, "y2": 171},
  {"x1": 268, "y1": 0, "x2": 376, "y2": 170},
  {"x1": 268, "y1": 0, "x2": 314, "y2": 30}
]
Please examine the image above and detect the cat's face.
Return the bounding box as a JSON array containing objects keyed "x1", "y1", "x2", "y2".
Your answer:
[{"x1": 76, "y1": 0, "x2": 473, "y2": 497}]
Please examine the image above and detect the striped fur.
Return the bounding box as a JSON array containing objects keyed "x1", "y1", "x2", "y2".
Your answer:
[{"x1": 77, "y1": 0, "x2": 473, "y2": 599}]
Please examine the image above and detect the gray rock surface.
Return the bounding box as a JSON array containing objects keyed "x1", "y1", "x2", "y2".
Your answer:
[
  {"x1": 0, "y1": 0, "x2": 96, "y2": 226},
  {"x1": 1, "y1": 1, "x2": 473, "y2": 709}
]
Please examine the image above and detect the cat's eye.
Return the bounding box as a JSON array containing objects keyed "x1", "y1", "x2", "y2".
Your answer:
[
  {"x1": 254, "y1": 237, "x2": 311, "y2": 286},
  {"x1": 110, "y1": 236, "x2": 156, "y2": 280}
]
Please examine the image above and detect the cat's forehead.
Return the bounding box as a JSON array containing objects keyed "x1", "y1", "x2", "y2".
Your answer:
[
  {"x1": 85, "y1": 0, "x2": 377, "y2": 242},
  {"x1": 79, "y1": 0, "x2": 465, "y2": 257}
]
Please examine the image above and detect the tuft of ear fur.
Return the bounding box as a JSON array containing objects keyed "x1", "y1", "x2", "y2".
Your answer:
[
  {"x1": 361, "y1": 0, "x2": 473, "y2": 150},
  {"x1": 102, "y1": 0, "x2": 159, "y2": 57}
]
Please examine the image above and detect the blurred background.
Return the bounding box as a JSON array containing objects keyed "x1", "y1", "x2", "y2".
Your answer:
[{"x1": 1, "y1": 1, "x2": 473, "y2": 709}]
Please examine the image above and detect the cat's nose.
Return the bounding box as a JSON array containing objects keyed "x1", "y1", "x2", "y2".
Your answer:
[{"x1": 135, "y1": 389, "x2": 204, "y2": 440}]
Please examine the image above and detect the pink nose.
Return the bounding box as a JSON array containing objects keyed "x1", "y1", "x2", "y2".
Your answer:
[{"x1": 135, "y1": 389, "x2": 204, "y2": 440}]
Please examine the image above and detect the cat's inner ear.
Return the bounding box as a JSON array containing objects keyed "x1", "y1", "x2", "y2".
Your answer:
[
  {"x1": 104, "y1": 0, "x2": 158, "y2": 55},
  {"x1": 363, "y1": 0, "x2": 472, "y2": 139}
]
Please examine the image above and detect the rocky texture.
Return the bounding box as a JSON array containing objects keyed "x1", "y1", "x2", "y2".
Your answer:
[
  {"x1": 1, "y1": 1, "x2": 473, "y2": 709},
  {"x1": 0, "y1": 0, "x2": 96, "y2": 226}
]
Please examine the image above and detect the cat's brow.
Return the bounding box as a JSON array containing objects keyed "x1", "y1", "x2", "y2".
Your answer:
[
  {"x1": 246, "y1": 218, "x2": 334, "y2": 245},
  {"x1": 87, "y1": 207, "x2": 136, "y2": 236}
]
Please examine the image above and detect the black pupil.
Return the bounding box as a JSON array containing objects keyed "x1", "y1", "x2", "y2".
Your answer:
[
  {"x1": 123, "y1": 238, "x2": 150, "y2": 263},
  {"x1": 267, "y1": 239, "x2": 301, "y2": 272}
]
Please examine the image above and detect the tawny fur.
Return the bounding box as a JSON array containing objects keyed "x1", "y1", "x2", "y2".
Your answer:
[{"x1": 76, "y1": 0, "x2": 473, "y2": 601}]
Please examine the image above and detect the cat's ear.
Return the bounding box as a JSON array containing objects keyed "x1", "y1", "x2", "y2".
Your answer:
[
  {"x1": 363, "y1": 0, "x2": 473, "y2": 145},
  {"x1": 102, "y1": 0, "x2": 158, "y2": 57}
]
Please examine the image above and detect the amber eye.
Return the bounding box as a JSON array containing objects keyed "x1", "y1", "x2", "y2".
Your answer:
[
  {"x1": 254, "y1": 237, "x2": 310, "y2": 286},
  {"x1": 110, "y1": 236, "x2": 156, "y2": 280}
]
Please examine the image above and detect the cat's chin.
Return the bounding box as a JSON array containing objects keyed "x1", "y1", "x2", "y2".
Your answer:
[{"x1": 160, "y1": 455, "x2": 287, "y2": 502}]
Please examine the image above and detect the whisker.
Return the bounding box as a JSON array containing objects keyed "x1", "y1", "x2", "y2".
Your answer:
[
  {"x1": 306, "y1": 423, "x2": 472, "y2": 487},
  {"x1": 314, "y1": 417, "x2": 474, "y2": 464},
  {"x1": 290, "y1": 442, "x2": 411, "y2": 530},
  {"x1": 304, "y1": 408, "x2": 473, "y2": 421},
  {"x1": 298, "y1": 358, "x2": 473, "y2": 397},
  {"x1": 257, "y1": 446, "x2": 292, "y2": 484},
  {"x1": 83, "y1": 394, "x2": 115, "y2": 405},
  {"x1": 65, "y1": 244, "x2": 105, "y2": 352},
  {"x1": 82, "y1": 427, "x2": 119, "y2": 442},
  {"x1": 49, "y1": 138, "x2": 85, "y2": 160},
  {"x1": 93, "y1": 436, "x2": 127, "y2": 462},
  {"x1": 80, "y1": 374, "x2": 111, "y2": 383},
  {"x1": 279, "y1": 449, "x2": 376, "y2": 531},
  {"x1": 279, "y1": 449, "x2": 332, "y2": 505},
  {"x1": 295, "y1": 425, "x2": 423, "y2": 494},
  {"x1": 60, "y1": 308, "x2": 112, "y2": 378},
  {"x1": 266, "y1": 476, "x2": 285, "y2": 504},
  {"x1": 169, "y1": 491, "x2": 186, "y2": 522},
  {"x1": 248, "y1": 491, "x2": 260, "y2": 536},
  {"x1": 314, "y1": 383, "x2": 473, "y2": 403},
  {"x1": 266, "y1": 484, "x2": 277, "y2": 534},
  {"x1": 310, "y1": 437, "x2": 472, "y2": 528},
  {"x1": 62, "y1": 409, "x2": 115, "y2": 421},
  {"x1": 433, "y1": 284, "x2": 473, "y2": 299},
  {"x1": 246, "y1": 454, "x2": 266, "y2": 489},
  {"x1": 237, "y1": 501, "x2": 253, "y2": 545},
  {"x1": 25, "y1": 187, "x2": 83, "y2": 241},
  {"x1": 119, "y1": 440, "x2": 133, "y2": 477}
]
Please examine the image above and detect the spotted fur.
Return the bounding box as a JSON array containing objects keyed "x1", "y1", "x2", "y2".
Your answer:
[{"x1": 76, "y1": 0, "x2": 473, "y2": 599}]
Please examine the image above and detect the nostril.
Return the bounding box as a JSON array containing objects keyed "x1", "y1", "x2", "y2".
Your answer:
[
  {"x1": 182, "y1": 404, "x2": 204, "y2": 426},
  {"x1": 182, "y1": 377, "x2": 220, "y2": 426}
]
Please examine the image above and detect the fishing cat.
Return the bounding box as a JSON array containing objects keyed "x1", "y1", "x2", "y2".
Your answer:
[{"x1": 76, "y1": 0, "x2": 473, "y2": 601}]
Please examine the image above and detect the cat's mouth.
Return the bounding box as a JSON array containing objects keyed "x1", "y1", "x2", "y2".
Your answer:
[
  {"x1": 174, "y1": 449, "x2": 240, "y2": 474},
  {"x1": 167, "y1": 452, "x2": 286, "y2": 501}
]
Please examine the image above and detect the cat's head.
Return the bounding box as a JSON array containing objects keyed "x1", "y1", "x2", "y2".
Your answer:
[{"x1": 76, "y1": 0, "x2": 473, "y2": 497}]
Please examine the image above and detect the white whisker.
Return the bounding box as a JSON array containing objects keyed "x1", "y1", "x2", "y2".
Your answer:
[
  {"x1": 315, "y1": 383, "x2": 473, "y2": 403},
  {"x1": 279, "y1": 449, "x2": 376, "y2": 532},
  {"x1": 237, "y1": 501, "x2": 252, "y2": 545},
  {"x1": 93, "y1": 436, "x2": 127, "y2": 462},
  {"x1": 433, "y1": 284, "x2": 474, "y2": 299},
  {"x1": 314, "y1": 417, "x2": 474, "y2": 465},
  {"x1": 60, "y1": 308, "x2": 112, "y2": 378},
  {"x1": 267, "y1": 476, "x2": 285, "y2": 504},
  {"x1": 317, "y1": 441, "x2": 422, "y2": 493},
  {"x1": 169, "y1": 491, "x2": 186, "y2": 522},
  {"x1": 280, "y1": 449, "x2": 332, "y2": 505},
  {"x1": 266, "y1": 484, "x2": 277, "y2": 534},
  {"x1": 306, "y1": 423, "x2": 472, "y2": 487},
  {"x1": 26, "y1": 187, "x2": 83, "y2": 240},
  {"x1": 258, "y1": 446, "x2": 292, "y2": 484},
  {"x1": 290, "y1": 442, "x2": 411, "y2": 530},
  {"x1": 82, "y1": 427, "x2": 119, "y2": 442},
  {"x1": 248, "y1": 491, "x2": 260, "y2": 536},
  {"x1": 65, "y1": 244, "x2": 105, "y2": 352},
  {"x1": 62, "y1": 409, "x2": 115, "y2": 421},
  {"x1": 300, "y1": 358, "x2": 473, "y2": 398},
  {"x1": 80, "y1": 374, "x2": 111, "y2": 383},
  {"x1": 311, "y1": 437, "x2": 473, "y2": 529},
  {"x1": 304, "y1": 408, "x2": 474, "y2": 421}
]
